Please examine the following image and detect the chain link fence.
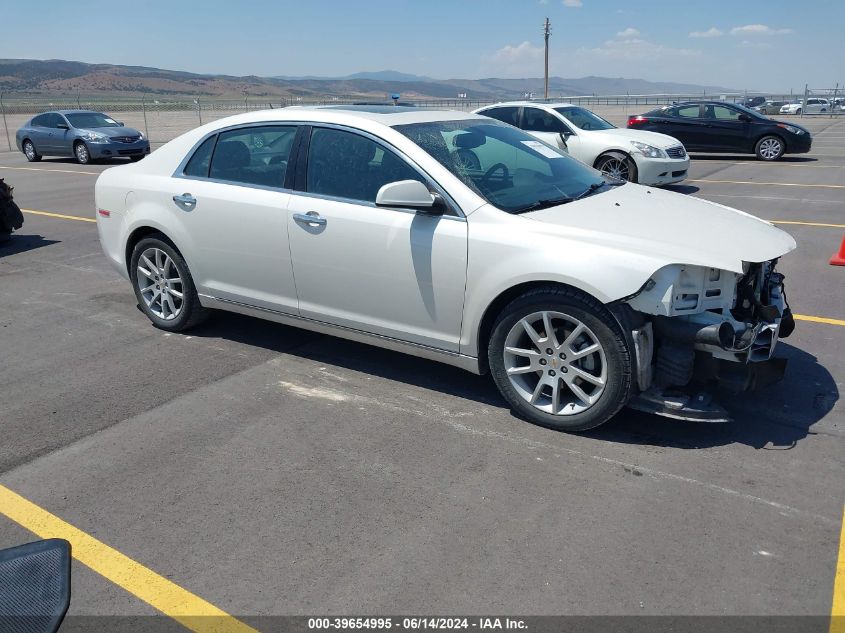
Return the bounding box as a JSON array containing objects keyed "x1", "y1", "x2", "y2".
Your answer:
[{"x1": 0, "y1": 90, "x2": 837, "y2": 154}]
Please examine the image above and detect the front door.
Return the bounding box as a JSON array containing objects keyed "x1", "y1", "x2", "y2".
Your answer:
[
  {"x1": 287, "y1": 127, "x2": 468, "y2": 351},
  {"x1": 701, "y1": 104, "x2": 750, "y2": 152},
  {"x1": 520, "y1": 107, "x2": 573, "y2": 156}
]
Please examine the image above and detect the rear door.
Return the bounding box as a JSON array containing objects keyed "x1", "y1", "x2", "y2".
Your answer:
[
  {"x1": 656, "y1": 104, "x2": 708, "y2": 148},
  {"x1": 165, "y1": 124, "x2": 301, "y2": 312},
  {"x1": 26, "y1": 114, "x2": 51, "y2": 152}
]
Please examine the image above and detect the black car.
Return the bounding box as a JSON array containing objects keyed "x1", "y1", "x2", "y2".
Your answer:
[
  {"x1": 741, "y1": 96, "x2": 766, "y2": 108},
  {"x1": 627, "y1": 101, "x2": 812, "y2": 161}
]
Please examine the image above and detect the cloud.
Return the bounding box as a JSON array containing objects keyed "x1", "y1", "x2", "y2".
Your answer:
[
  {"x1": 730, "y1": 24, "x2": 792, "y2": 36},
  {"x1": 577, "y1": 29, "x2": 700, "y2": 62},
  {"x1": 689, "y1": 27, "x2": 723, "y2": 38},
  {"x1": 616, "y1": 27, "x2": 640, "y2": 38},
  {"x1": 488, "y1": 41, "x2": 544, "y2": 65},
  {"x1": 539, "y1": 0, "x2": 548, "y2": 4},
  {"x1": 563, "y1": 0, "x2": 582, "y2": 7}
]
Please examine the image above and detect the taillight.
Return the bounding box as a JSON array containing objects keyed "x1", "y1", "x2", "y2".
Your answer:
[{"x1": 628, "y1": 115, "x2": 648, "y2": 126}]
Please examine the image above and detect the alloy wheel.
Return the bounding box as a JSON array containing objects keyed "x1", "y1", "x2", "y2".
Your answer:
[
  {"x1": 599, "y1": 157, "x2": 629, "y2": 181},
  {"x1": 136, "y1": 247, "x2": 184, "y2": 320},
  {"x1": 75, "y1": 143, "x2": 89, "y2": 163},
  {"x1": 503, "y1": 310, "x2": 607, "y2": 416},
  {"x1": 758, "y1": 138, "x2": 783, "y2": 160},
  {"x1": 24, "y1": 141, "x2": 36, "y2": 161}
]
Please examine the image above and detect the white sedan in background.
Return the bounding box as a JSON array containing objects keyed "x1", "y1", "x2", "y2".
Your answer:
[
  {"x1": 780, "y1": 98, "x2": 831, "y2": 115},
  {"x1": 96, "y1": 106, "x2": 795, "y2": 431},
  {"x1": 475, "y1": 102, "x2": 689, "y2": 186}
]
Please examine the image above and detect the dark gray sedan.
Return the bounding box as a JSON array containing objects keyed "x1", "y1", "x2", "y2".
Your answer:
[{"x1": 15, "y1": 110, "x2": 150, "y2": 164}]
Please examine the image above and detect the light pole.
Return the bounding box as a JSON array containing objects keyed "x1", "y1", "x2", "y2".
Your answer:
[{"x1": 543, "y1": 18, "x2": 551, "y2": 101}]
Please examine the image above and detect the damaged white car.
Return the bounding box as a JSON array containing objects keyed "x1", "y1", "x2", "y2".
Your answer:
[{"x1": 95, "y1": 107, "x2": 796, "y2": 431}]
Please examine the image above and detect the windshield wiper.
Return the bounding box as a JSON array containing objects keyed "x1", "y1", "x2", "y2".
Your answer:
[{"x1": 511, "y1": 197, "x2": 573, "y2": 214}]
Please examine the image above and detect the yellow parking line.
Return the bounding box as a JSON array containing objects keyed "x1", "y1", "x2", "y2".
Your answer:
[
  {"x1": 832, "y1": 506, "x2": 845, "y2": 633},
  {"x1": 0, "y1": 165, "x2": 99, "y2": 176},
  {"x1": 22, "y1": 209, "x2": 96, "y2": 223},
  {"x1": 772, "y1": 221, "x2": 845, "y2": 229},
  {"x1": 794, "y1": 314, "x2": 845, "y2": 327},
  {"x1": 690, "y1": 179, "x2": 845, "y2": 189},
  {"x1": 0, "y1": 484, "x2": 259, "y2": 633}
]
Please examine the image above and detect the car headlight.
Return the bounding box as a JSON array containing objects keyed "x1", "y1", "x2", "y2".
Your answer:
[
  {"x1": 777, "y1": 123, "x2": 804, "y2": 135},
  {"x1": 80, "y1": 130, "x2": 110, "y2": 144},
  {"x1": 630, "y1": 141, "x2": 665, "y2": 158},
  {"x1": 137, "y1": 131, "x2": 145, "y2": 140}
]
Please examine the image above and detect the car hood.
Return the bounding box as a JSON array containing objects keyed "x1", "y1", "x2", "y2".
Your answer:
[
  {"x1": 523, "y1": 184, "x2": 796, "y2": 273},
  {"x1": 585, "y1": 127, "x2": 683, "y2": 149},
  {"x1": 83, "y1": 126, "x2": 143, "y2": 138}
]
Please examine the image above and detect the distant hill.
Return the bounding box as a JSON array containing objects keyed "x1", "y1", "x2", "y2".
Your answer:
[{"x1": 0, "y1": 58, "x2": 739, "y2": 99}]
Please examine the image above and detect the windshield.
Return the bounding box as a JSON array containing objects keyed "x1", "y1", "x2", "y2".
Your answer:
[
  {"x1": 395, "y1": 119, "x2": 613, "y2": 213},
  {"x1": 554, "y1": 106, "x2": 615, "y2": 131},
  {"x1": 65, "y1": 112, "x2": 122, "y2": 128}
]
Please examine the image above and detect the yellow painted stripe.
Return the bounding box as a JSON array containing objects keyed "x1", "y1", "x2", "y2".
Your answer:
[
  {"x1": 772, "y1": 220, "x2": 845, "y2": 229},
  {"x1": 0, "y1": 484, "x2": 259, "y2": 633},
  {"x1": 0, "y1": 165, "x2": 98, "y2": 176},
  {"x1": 690, "y1": 179, "x2": 845, "y2": 189},
  {"x1": 794, "y1": 314, "x2": 845, "y2": 327},
  {"x1": 22, "y1": 208, "x2": 96, "y2": 223},
  {"x1": 831, "y1": 506, "x2": 845, "y2": 633}
]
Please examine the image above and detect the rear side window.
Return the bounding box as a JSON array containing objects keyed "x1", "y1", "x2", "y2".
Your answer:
[
  {"x1": 670, "y1": 105, "x2": 701, "y2": 118},
  {"x1": 183, "y1": 135, "x2": 217, "y2": 178},
  {"x1": 479, "y1": 106, "x2": 520, "y2": 127},
  {"x1": 306, "y1": 128, "x2": 424, "y2": 203},
  {"x1": 522, "y1": 108, "x2": 567, "y2": 133},
  {"x1": 207, "y1": 125, "x2": 297, "y2": 188},
  {"x1": 31, "y1": 114, "x2": 49, "y2": 127}
]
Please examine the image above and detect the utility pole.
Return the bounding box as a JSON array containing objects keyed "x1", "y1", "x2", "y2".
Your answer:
[{"x1": 543, "y1": 18, "x2": 551, "y2": 101}]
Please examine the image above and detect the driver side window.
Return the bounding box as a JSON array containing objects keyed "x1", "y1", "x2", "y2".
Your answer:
[{"x1": 521, "y1": 108, "x2": 567, "y2": 133}]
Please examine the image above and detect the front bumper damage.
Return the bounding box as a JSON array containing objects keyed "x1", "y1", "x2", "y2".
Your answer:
[{"x1": 620, "y1": 260, "x2": 793, "y2": 422}]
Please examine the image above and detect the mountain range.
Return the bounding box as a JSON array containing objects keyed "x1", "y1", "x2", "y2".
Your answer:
[{"x1": 0, "y1": 59, "x2": 738, "y2": 99}]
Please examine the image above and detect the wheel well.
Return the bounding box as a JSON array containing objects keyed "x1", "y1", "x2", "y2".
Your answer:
[
  {"x1": 124, "y1": 227, "x2": 172, "y2": 276},
  {"x1": 476, "y1": 281, "x2": 601, "y2": 370}
]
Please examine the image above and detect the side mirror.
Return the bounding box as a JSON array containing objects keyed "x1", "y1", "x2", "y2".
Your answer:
[
  {"x1": 56, "y1": 123, "x2": 69, "y2": 130},
  {"x1": 375, "y1": 180, "x2": 444, "y2": 215},
  {"x1": 738, "y1": 114, "x2": 752, "y2": 122},
  {"x1": 118, "y1": 121, "x2": 125, "y2": 126},
  {"x1": 0, "y1": 539, "x2": 71, "y2": 633}
]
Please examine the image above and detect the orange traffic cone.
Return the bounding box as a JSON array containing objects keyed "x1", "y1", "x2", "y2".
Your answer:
[{"x1": 831, "y1": 235, "x2": 845, "y2": 266}]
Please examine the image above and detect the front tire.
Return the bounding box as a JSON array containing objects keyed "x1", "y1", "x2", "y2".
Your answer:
[
  {"x1": 74, "y1": 141, "x2": 91, "y2": 164},
  {"x1": 130, "y1": 236, "x2": 209, "y2": 332},
  {"x1": 755, "y1": 135, "x2": 785, "y2": 161},
  {"x1": 488, "y1": 286, "x2": 633, "y2": 432},
  {"x1": 595, "y1": 151, "x2": 638, "y2": 183},
  {"x1": 22, "y1": 140, "x2": 41, "y2": 162}
]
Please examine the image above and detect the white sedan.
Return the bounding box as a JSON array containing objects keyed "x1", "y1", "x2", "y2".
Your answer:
[
  {"x1": 780, "y1": 98, "x2": 831, "y2": 115},
  {"x1": 96, "y1": 106, "x2": 796, "y2": 431},
  {"x1": 475, "y1": 102, "x2": 689, "y2": 186}
]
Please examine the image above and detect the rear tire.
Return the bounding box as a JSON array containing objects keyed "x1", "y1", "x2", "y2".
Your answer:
[
  {"x1": 755, "y1": 135, "x2": 785, "y2": 161},
  {"x1": 22, "y1": 140, "x2": 41, "y2": 162},
  {"x1": 487, "y1": 286, "x2": 633, "y2": 432},
  {"x1": 129, "y1": 236, "x2": 209, "y2": 332},
  {"x1": 595, "y1": 151, "x2": 638, "y2": 183}
]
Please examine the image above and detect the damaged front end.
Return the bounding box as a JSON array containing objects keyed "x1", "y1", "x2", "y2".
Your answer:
[{"x1": 618, "y1": 260, "x2": 794, "y2": 422}]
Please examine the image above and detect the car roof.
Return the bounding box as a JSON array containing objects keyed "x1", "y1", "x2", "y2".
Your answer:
[
  {"x1": 203, "y1": 105, "x2": 486, "y2": 128},
  {"x1": 477, "y1": 101, "x2": 576, "y2": 109},
  {"x1": 50, "y1": 110, "x2": 105, "y2": 115}
]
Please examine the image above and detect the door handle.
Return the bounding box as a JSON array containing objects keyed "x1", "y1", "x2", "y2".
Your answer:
[
  {"x1": 172, "y1": 193, "x2": 197, "y2": 210},
  {"x1": 293, "y1": 212, "x2": 327, "y2": 226}
]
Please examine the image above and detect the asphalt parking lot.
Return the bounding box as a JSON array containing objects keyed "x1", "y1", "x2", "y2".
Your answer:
[{"x1": 0, "y1": 115, "x2": 843, "y2": 630}]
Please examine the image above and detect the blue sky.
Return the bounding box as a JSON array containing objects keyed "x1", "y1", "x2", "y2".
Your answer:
[{"x1": 1, "y1": 0, "x2": 842, "y2": 91}]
